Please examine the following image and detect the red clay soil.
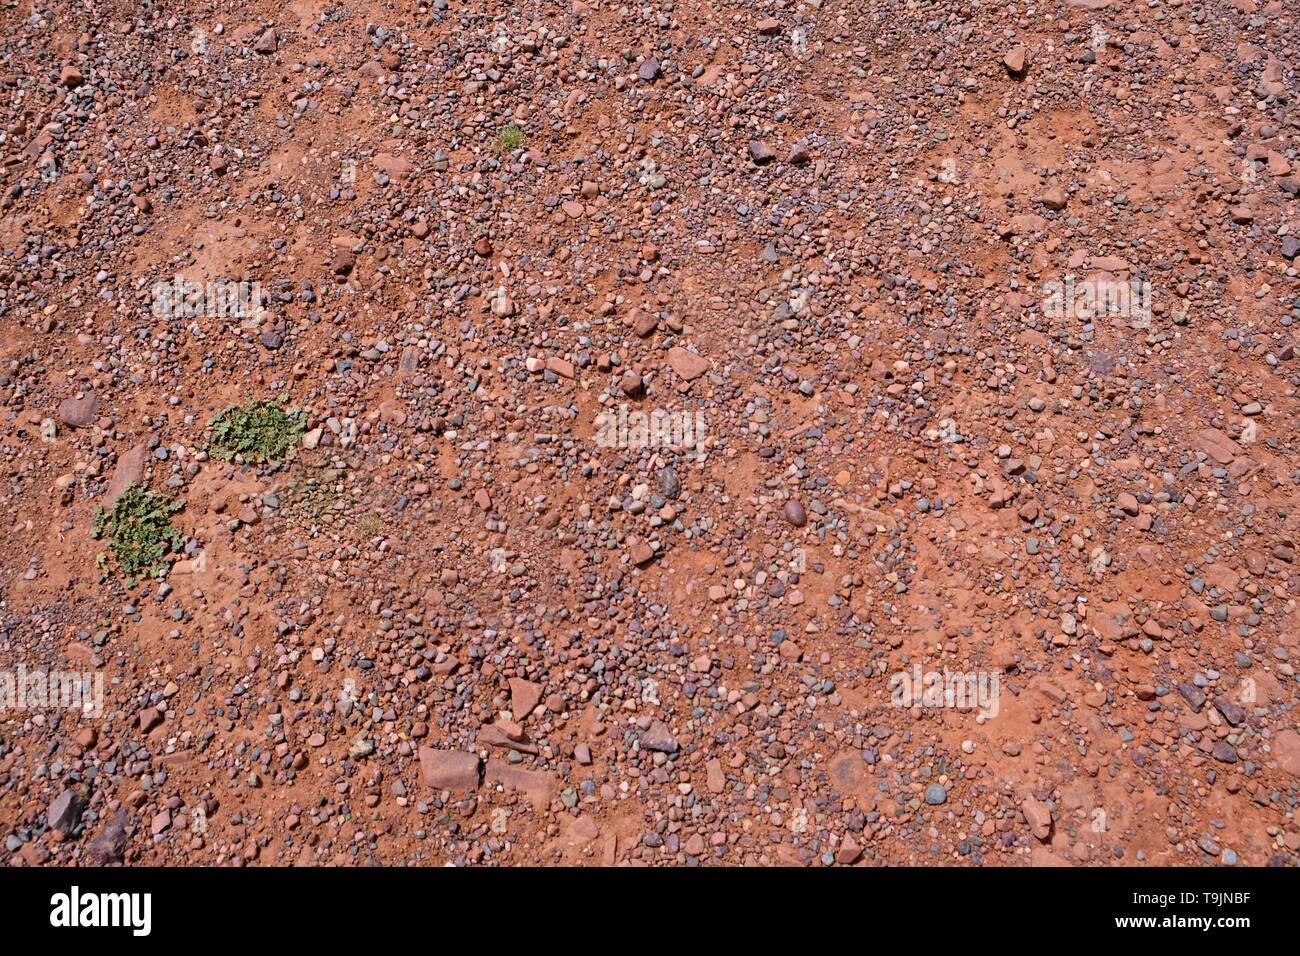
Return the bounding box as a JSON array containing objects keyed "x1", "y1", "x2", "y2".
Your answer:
[{"x1": 0, "y1": 0, "x2": 1298, "y2": 866}]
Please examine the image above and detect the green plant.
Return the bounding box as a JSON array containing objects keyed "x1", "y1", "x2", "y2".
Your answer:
[
  {"x1": 91, "y1": 484, "x2": 184, "y2": 586},
  {"x1": 209, "y1": 399, "x2": 305, "y2": 464},
  {"x1": 496, "y1": 123, "x2": 525, "y2": 151}
]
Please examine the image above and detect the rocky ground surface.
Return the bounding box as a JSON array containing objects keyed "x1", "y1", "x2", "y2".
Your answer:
[{"x1": 1, "y1": 0, "x2": 1299, "y2": 867}]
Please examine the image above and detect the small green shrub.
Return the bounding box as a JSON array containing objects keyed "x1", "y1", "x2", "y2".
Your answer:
[
  {"x1": 209, "y1": 400, "x2": 305, "y2": 464},
  {"x1": 92, "y1": 484, "x2": 184, "y2": 586},
  {"x1": 496, "y1": 123, "x2": 525, "y2": 151}
]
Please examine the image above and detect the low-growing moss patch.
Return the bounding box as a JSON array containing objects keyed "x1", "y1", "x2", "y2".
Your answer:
[
  {"x1": 208, "y1": 399, "x2": 305, "y2": 464},
  {"x1": 91, "y1": 484, "x2": 184, "y2": 586}
]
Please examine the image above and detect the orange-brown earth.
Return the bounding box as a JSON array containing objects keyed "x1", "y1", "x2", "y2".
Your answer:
[{"x1": 0, "y1": 0, "x2": 1298, "y2": 866}]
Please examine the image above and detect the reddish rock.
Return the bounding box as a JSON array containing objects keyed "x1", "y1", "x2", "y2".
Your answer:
[
  {"x1": 485, "y1": 759, "x2": 556, "y2": 806},
  {"x1": 667, "y1": 346, "x2": 709, "y2": 381},
  {"x1": 138, "y1": 707, "x2": 163, "y2": 733},
  {"x1": 106, "y1": 444, "x2": 147, "y2": 500},
  {"x1": 1039, "y1": 186, "x2": 1067, "y2": 210},
  {"x1": 627, "y1": 537, "x2": 655, "y2": 566},
  {"x1": 509, "y1": 678, "x2": 543, "y2": 717},
  {"x1": 418, "y1": 748, "x2": 481, "y2": 790},
  {"x1": 58, "y1": 391, "x2": 98, "y2": 428},
  {"x1": 253, "y1": 29, "x2": 278, "y2": 55},
  {"x1": 642, "y1": 721, "x2": 678, "y2": 753},
  {"x1": 748, "y1": 141, "x2": 776, "y2": 165},
  {"x1": 1022, "y1": 798, "x2": 1053, "y2": 840},
  {"x1": 1275, "y1": 730, "x2": 1300, "y2": 778},
  {"x1": 783, "y1": 499, "x2": 807, "y2": 527}
]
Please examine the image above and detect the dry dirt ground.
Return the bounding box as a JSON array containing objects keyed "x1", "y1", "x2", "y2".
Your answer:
[{"x1": 1, "y1": 0, "x2": 1299, "y2": 867}]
